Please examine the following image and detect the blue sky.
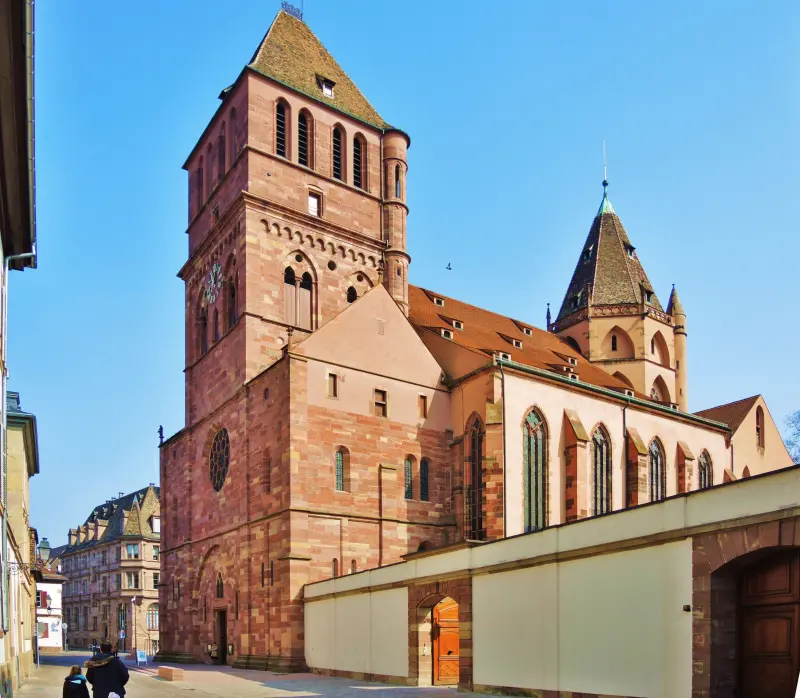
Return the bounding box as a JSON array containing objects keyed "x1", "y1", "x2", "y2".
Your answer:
[{"x1": 15, "y1": 1, "x2": 799, "y2": 544}]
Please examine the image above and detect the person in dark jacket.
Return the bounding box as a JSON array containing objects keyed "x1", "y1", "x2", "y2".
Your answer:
[
  {"x1": 63, "y1": 666, "x2": 90, "y2": 698},
  {"x1": 85, "y1": 642, "x2": 129, "y2": 698}
]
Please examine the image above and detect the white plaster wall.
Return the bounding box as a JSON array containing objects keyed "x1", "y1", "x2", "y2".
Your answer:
[
  {"x1": 305, "y1": 587, "x2": 408, "y2": 677},
  {"x1": 473, "y1": 540, "x2": 691, "y2": 697},
  {"x1": 36, "y1": 582, "x2": 63, "y2": 650}
]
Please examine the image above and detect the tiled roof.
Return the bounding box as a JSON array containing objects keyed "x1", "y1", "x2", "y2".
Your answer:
[
  {"x1": 408, "y1": 285, "x2": 638, "y2": 395},
  {"x1": 556, "y1": 184, "x2": 663, "y2": 323},
  {"x1": 695, "y1": 395, "x2": 760, "y2": 432},
  {"x1": 248, "y1": 10, "x2": 389, "y2": 129}
]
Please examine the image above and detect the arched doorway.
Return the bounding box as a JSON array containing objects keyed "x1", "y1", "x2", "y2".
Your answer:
[
  {"x1": 739, "y1": 549, "x2": 800, "y2": 696},
  {"x1": 433, "y1": 598, "x2": 459, "y2": 685}
]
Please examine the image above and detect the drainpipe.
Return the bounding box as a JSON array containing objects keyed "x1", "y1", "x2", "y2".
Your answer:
[
  {"x1": 622, "y1": 399, "x2": 629, "y2": 507},
  {"x1": 378, "y1": 464, "x2": 385, "y2": 567},
  {"x1": 497, "y1": 359, "x2": 508, "y2": 538},
  {"x1": 2, "y1": 249, "x2": 37, "y2": 632}
]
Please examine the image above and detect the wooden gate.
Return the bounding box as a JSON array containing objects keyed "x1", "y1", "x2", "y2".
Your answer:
[{"x1": 433, "y1": 598, "x2": 459, "y2": 685}]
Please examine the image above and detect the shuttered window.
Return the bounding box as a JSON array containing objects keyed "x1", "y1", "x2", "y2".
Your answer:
[
  {"x1": 276, "y1": 102, "x2": 287, "y2": 158},
  {"x1": 298, "y1": 112, "x2": 309, "y2": 167},
  {"x1": 353, "y1": 137, "x2": 363, "y2": 189},
  {"x1": 332, "y1": 128, "x2": 343, "y2": 180}
]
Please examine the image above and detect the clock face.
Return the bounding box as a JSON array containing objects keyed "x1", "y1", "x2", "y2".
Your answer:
[{"x1": 205, "y1": 262, "x2": 223, "y2": 303}]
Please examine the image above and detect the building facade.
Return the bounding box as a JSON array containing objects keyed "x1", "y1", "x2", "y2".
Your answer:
[
  {"x1": 61, "y1": 486, "x2": 160, "y2": 656},
  {"x1": 157, "y1": 6, "x2": 794, "y2": 674},
  {"x1": 34, "y1": 539, "x2": 66, "y2": 654}
]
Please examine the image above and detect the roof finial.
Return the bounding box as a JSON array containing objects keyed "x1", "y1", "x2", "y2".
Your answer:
[
  {"x1": 546, "y1": 302, "x2": 551, "y2": 329},
  {"x1": 602, "y1": 138, "x2": 608, "y2": 191}
]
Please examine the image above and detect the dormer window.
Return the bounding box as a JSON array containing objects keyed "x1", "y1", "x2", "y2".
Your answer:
[
  {"x1": 434, "y1": 297, "x2": 444, "y2": 307},
  {"x1": 322, "y1": 82, "x2": 334, "y2": 98},
  {"x1": 523, "y1": 327, "x2": 532, "y2": 336},
  {"x1": 571, "y1": 295, "x2": 580, "y2": 310},
  {"x1": 441, "y1": 329, "x2": 453, "y2": 340},
  {"x1": 626, "y1": 246, "x2": 635, "y2": 258},
  {"x1": 645, "y1": 290, "x2": 653, "y2": 303},
  {"x1": 583, "y1": 246, "x2": 593, "y2": 262},
  {"x1": 453, "y1": 320, "x2": 464, "y2": 330},
  {"x1": 512, "y1": 339, "x2": 522, "y2": 349},
  {"x1": 496, "y1": 352, "x2": 510, "y2": 361}
]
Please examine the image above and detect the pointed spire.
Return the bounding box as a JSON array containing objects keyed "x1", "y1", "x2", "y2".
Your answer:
[
  {"x1": 667, "y1": 284, "x2": 685, "y2": 317},
  {"x1": 597, "y1": 179, "x2": 615, "y2": 217},
  {"x1": 546, "y1": 302, "x2": 551, "y2": 328}
]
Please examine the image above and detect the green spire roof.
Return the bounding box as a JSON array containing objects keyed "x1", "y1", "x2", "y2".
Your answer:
[{"x1": 597, "y1": 180, "x2": 615, "y2": 217}]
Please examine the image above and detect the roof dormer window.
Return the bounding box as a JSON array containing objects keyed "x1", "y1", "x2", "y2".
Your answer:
[
  {"x1": 453, "y1": 320, "x2": 463, "y2": 330},
  {"x1": 626, "y1": 245, "x2": 635, "y2": 258},
  {"x1": 317, "y1": 75, "x2": 335, "y2": 98},
  {"x1": 571, "y1": 294, "x2": 580, "y2": 309},
  {"x1": 441, "y1": 329, "x2": 453, "y2": 340},
  {"x1": 434, "y1": 297, "x2": 444, "y2": 307},
  {"x1": 645, "y1": 290, "x2": 653, "y2": 303},
  {"x1": 583, "y1": 245, "x2": 593, "y2": 262},
  {"x1": 496, "y1": 352, "x2": 511, "y2": 361},
  {"x1": 512, "y1": 339, "x2": 522, "y2": 349},
  {"x1": 523, "y1": 327, "x2": 532, "y2": 336}
]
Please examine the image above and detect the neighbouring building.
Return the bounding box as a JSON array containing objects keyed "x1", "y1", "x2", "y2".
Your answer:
[
  {"x1": 34, "y1": 538, "x2": 66, "y2": 653},
  {"x1": 156, "y1": 2, "x2": 794, "y2": 686},
  {"x1": 4, "y1": 392, "x2": 39, "y2": 692},
  {"x1": 0, "y1": 0, "x2": 38, "y2": 694},
  {"x1": 61, "y1": 486, "x2": 160, "y2": 656}
]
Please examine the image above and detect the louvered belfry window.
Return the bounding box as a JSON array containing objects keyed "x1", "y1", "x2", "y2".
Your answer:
[
  {"x1": 276, "y1": 102, "x2": 287, "y2": 158},
  {"x1": 353, "y1": 138, "x2": 363, "y2": 189},
  {"x1": 404, "y1": 458, "x2": 413, "y2": 500},
  {"x1": 332, "y1": 127, "x2": 343, "y2": 180},
  {"x1": 420, "y1": 459, "x2": 429, "y2": 502},
  {"x1": 335, "y1": 451, "x2": 344, "y2": 492},
  {"x1": 298, "y1": 112, "x2": 309, "y2": 167}
]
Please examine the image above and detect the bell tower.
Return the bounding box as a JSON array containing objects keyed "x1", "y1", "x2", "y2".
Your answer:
[
  {"x1": 552, "y1": 181, "x2": 681, "y2": 406},
  {"x1": 382, "y1": 130, "x2": 410, "y2": 314}
]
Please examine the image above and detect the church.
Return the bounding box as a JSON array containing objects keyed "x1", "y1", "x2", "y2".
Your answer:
[{"x1": 156, "y1": 4, "x2": 794, "y2": 686}]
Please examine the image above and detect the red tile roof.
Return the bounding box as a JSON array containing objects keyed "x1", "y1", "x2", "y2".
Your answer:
[
  {"x1": 408, "y1": 285, "x2": 638, "y2": 395},
  {"x1": 695, "y1": 395, "x2": 760, "y2": 432}
]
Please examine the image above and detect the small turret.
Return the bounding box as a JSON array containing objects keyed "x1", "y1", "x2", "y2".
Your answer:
[
  {"x1": 667, "y1": 285, "x2": 687, "y2": 410},
  {"x1": 381, "y1": 130, "x2": 411, "y2": 315}
]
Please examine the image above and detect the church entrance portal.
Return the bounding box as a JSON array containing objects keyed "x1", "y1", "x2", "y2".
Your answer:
[
  {"x1": 739, "y1": 549, "x2": 800, "y2": 697},
  {"x1": 432, "y1": 598, "x2": 459, "y2": 685},
  {"x1": 214, "y1": 610, "x2": 227, "y2": 665}
]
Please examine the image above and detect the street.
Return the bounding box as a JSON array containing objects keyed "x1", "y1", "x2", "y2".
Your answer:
[{"x1": 18, "y1": 654, "x2": 470, "y2": 697}]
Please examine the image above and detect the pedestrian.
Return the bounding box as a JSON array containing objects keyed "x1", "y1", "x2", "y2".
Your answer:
[
  {"x1": 112, "y1": 642, "x2": 118, "y2": 658},
  {"x1": 85, "y1": 641, "x2": 129, "y2": 698},
  {"x1": 63, "y1": 665, "x2": 90, "y2": 698}
]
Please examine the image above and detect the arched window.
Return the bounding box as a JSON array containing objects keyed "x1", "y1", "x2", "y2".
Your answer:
[
  {"x1": 394, "y1": 164, "x2": 401, "y2": 198},
  {"x1": 346, "y1": 286, "x2": 357, "y2": 303},
  {"x1": 217, "y1": 122, "x2": 226, "y2": 181},
  {"x1": 215, "y1": 572, "x2": 223, "y2": 599},
  {"x1": 276, "y1": 101, "x2": 288, "y2": 158},
  {"x1": 203, "y1": 598, "x2": 207, "y2": 622},
  {"x1": 592, "y1": 427, "x2": 612, "y2": 515},
  {"x1": 196, "y1": 156, "x2": 205, "y2": 211},
  {"x1": 335, "y1": 450, "x2": 345, "y2": 492},
  {"x1": 332, "y1": 127, "x2": 343, "y2": 180},
  {"x1": 611, "y1": 334, "x2": 617, "y2": 352},
  {"x1": 332, "y1": 559, "x2": 338, "y2": 578},
  {"x1": 404, "y1": 457, "x2": 413, "y2": 499},
  {"x1": 698, "y1": 450, "x2": 713, "y2": 490},
  {"x1": 229, "y1": 108, "x2": 237, "y2": 163},
  {"x1": 523, "y1": 409, "x2": 547, "y2": 532},
  {"x1": 298, "y1": 111, "x2": 312, "y2": 167},
  {"x1": 198, "y1": 306, "x2": 208, "y2": 356},
  {"x1": 146, "y1": 604, "x2": 159, "y2": 631},
  {"x1": 350, "y1": 560, "x2": 357, "y2": 574},
  {"x1": 206, "y1": 143, "x2": 213, "y2": 198},
  {"x1": 213, "y1": 308, "x2": 220, "y2": 342},
  {"x1": 468, "y1": 419, "x2": 485, "y2": 540},
  {"x1": 353, "y1": 135, "x2": 366, "y2": 189},
  {"x1": 284, "y1": 267, "x2": 297, "y2": 326},
  {"x1": 649, "y1": 439, "x2": 666, "y2": 502},
  {"x1": 651, "y1": 338, "x2": 655, "y2": 354},
  {"x1": 227, "y1": 272, "x2": 238, "y2": 329},
  {"x1": 117, "y1": 604, "x2": 125, "y2": 634},
  {"x1": 756, "y1": 406, "x2": 765, "y2": 449},
  {"x1": 299, "y1": 272, "x2": 313, "y2": 330},
  {"x1": 420, "y1": 458, "x2": 430, "y2": 502}
]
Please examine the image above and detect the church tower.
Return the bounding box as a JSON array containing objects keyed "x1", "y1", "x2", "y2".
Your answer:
[
  {"x1": 551, "y1": 181, "x2": 683, "y2": 407},
  {"x1": 178, "y1": 7, "x2": 410, "y2": 424},
  {"x1": 667, "y1": 286, "x2": 688, "y2": 410}
]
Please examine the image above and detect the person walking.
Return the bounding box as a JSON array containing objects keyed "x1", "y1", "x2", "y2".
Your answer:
[
  {"x1": 85, "y1": 642, "x2": 129, "y2": 698},
  {"x1": 63, "y1": 666, "x2": 90, "y2": 698}
]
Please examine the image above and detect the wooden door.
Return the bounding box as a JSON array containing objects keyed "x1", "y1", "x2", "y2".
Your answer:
[
  {"x1": 215, "y1": 610, "x2": 228, "y2": 665},
  {"x1": 740, "y1": 551, "x2": 800, "y2": 697},
  {"x1": 433, "y1": 598, "x2": 459, "y2": 685}
]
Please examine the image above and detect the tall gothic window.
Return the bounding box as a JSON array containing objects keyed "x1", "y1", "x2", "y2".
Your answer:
[
  {"x1": 523, "y1": 409, "x2": 547, "y2": 532},
  {"x1": 420, "y1": 459, "x2": 429, "y2": 502},
  {"x1": 353, "y1": 135, "x2": 365, "y2": 189},
  {"x1": 592, "y1": 427, "x2": 612, "y2": 515},
  {"x1": 229, "y1": 108, "x2": 237, "y2": 163},
  {"x1": 698, "y1": 450, "x2": 713, "y2": 489},
  {"x1": 649, "y1": 439, "x2": 666, "y2": 502},
  {"x1": 404, "y1": 458, "x2": 413, "y2": 499},
  {"x1": 611, "y1": 334, "x2": 618, "y2": 352},
  {"x1": 332, "y1": 127, "x2": 343, "y2": 180},
  {"x1": 299, "y1": 272, "x2": 313, "y2": 330},
  {"x1": 213, "y1": 308, "x2": 220, "y2": 342},
  {"x1": 298, "y1": 111, "x2": 310, "y2": 167},
  {"x1": 196, "y1": 156, "x2": 204, "y2": 212},
  {"x1": 198, "y1": 306, "x2": 208, "y2": 356},
  {"x1": 756, "y1": 406, "x2": 765, "y2": 448},
  {"x1": 335, "y1": 450, "x2": 345, "y2": 492},
  {"x1": 216, "y1": 572, "x2": 224, "y2": 599},
  {"x1": 395, "y1": 164, "x2": 401, "y2": 198},
  {"x1": 276, "y1": 102, "x2": 287, "y2": 158},
  {"x1": 227, "y1": 272, "x2": 238, "y2": 329},
  {"x1": 468, "y1": 419, "x2": 485, "y2": 540},
  {"x1": 284, "y1": 267, "x2": 296, "y2": 326},
  {"x1": 217, "y1": 122, "x2": 226, "y2": 181}
]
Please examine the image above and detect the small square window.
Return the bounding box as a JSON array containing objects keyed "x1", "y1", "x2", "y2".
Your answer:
[
  {"x1": 418, "y1": 394, "x2": 428, "y2": 419},
  {"x1": 308, "y1": 192, "x2": 321, "y2": 217},
  {"x1": 327, "y1": 373, "x2": 339, "y2": 398},
  {"x1": 441, "y1": 329, "x2": 453, "y2": 340},
  {"x1": 645, "y1": 290, "x2": 653, "y2": 303},
  {"x1": 434, "y1": 297, "x2": 444, "y2": 307},
  {"x1": 627, "y1": 246, "x2": 635, "y2": 258},
  {"x1": 453, "y1": 320, "x2": 463, "y2": 330},
  {"x1": 513, "y1": 339, "x2": 522, "y2": 349},
  {"x1": 497, "y1": 352, "x2": 510, "y2": 361},
  {"x1": 322, "y1": 82, "x2": 334, "y2": 98},
  {"x1": 374, "y1": 389, "x2": 387, "y2": 418},
  {"x1": 523, "y1": 327, "x2": 532, "y2": 336}
]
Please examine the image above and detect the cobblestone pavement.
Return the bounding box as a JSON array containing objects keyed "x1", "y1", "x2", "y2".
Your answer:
[{"x1": 18, "y1": 654, "x2": 484, "y2": 697}]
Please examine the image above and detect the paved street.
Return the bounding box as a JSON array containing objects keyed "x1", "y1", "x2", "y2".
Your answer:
[{"x1": 18, "y1": 654, "x2": 477, "y2": 697}]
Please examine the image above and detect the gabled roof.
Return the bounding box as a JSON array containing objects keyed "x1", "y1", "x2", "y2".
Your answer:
[
  {"x1": 408, "y1": 285, "x2": 638, "y2": 395},
  {"x1": 248, "y1": 10, "x2": 389, "y2": 129},
  {"x1": 695, "y1": 395, "x2": 760, "y2": 432},
  {"x1": 556, "y1": 183, "x2": 662, "y2": 323}
]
